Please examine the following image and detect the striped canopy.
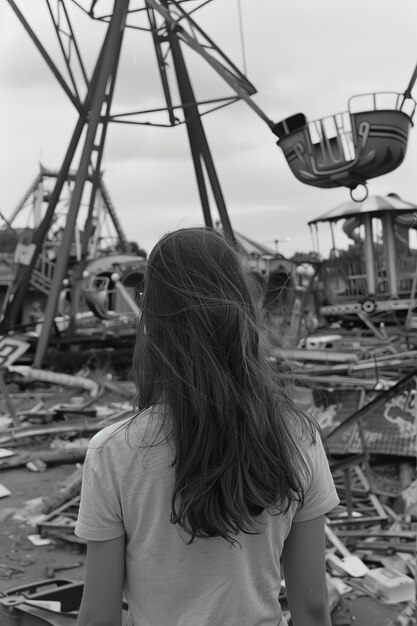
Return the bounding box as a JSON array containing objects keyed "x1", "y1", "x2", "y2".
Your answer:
[{"x1": 308, "y1": 194, "x2": 417, "y2": 225}]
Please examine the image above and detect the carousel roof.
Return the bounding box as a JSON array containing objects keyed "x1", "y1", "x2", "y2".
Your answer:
[{"x1": 308, "y1": 193, "x2": 417, "y2": 225}]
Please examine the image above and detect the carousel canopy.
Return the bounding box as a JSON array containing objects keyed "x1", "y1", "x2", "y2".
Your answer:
[{"x1": 308, "y1": 193, "x2": 417, "y2": 225}]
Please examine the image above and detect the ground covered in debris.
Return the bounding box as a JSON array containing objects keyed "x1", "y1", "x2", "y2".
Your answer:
[
  {"x1": 0, "y1": 375, "x2": 415, "y2": 625},
  {"x1": 0, "y1": 376, "x2": 134, "y2": 593},
  {"x1": 0, "y1": 463, "x2": 85, "y2": 588}
]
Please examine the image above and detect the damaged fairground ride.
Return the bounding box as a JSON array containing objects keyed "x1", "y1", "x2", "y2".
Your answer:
[
  {"x1": 0, "y1": 5, "x2": 416, "y2": 626},
  {"x1": 269, "y1": 60, "x2": 417, "y2": 346},
  {"x1": 0, "y1": 168, "x2": 146, "y2": 370},
  {"x1": 307, "y1": 192, "x2": 417, "y2": 335},
  {"x1": 0, "y1": 0, "x2": 415, "y2": 370},
  {"x1": 267, "y1": 64, "x2": 417, "y2": 470},
  {"x1": 277, "y1": 192, "x2": 417, "y2": 462},
  {"x1": 0, "y1": 0, "x2": 319, "y2": 372}
]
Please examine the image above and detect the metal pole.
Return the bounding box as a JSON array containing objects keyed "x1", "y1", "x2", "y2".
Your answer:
[
  {"x1": 80, "y1": 25, "x2": 126, "y2": 262},
  {"x1": 147, "y1": 6, "x2": 178, "y2": 126},
  {"x1": 68, "y1": 15, "x2": 126, "y2": 336},
  {"x1": 33, "y1": 0, "x2": 129, "y2": 368},
  {"x1": 163, "y1": 28, "x2": 212, "y2": 227},
  {"x1": 383, "y1": 212, "x2": 398, "y2": 297},
  {"x1": 146, "y1": 0, "x2": 274, "y2": 128},
  {"x1": 363, "y1": 214, "x2": 376, "y2": 295},
  {"x1": 166, "y1": 21, "x2": 236, "y2": 244},
  {"x1": 45, "y1": 0, "x2": 89, "y2": 99}
]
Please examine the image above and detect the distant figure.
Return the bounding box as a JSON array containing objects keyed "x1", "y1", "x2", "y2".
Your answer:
[{"x1": 75, "y1": 227, "x2": 339, "y2": 626}]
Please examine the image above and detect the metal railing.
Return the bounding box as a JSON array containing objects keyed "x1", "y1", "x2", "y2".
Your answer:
[
  {"x1": 30, "y1": 251, "x2": 56, "y2": 295},
  {"x1": 320, "y1": 255, "x2": 417, "y2": 301}
]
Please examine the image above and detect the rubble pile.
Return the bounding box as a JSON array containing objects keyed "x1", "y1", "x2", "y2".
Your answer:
[{"x1": 0, "y1": 368, "x2": 415, "y2": 626}]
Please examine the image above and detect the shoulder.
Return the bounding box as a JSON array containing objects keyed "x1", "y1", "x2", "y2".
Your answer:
[
  {"x1": 89, "y1": 407, "x2": 156, "y2": 447},
  {"x1": 88, "y1": 418, "x2": 131, "y2": 449},
  {"x1": 288, "y1": 415, "x2": 329, "y2": 485},
  {"x1": 86, "y1": 407, "x2": 160, "y2": 470},
  {"x1": 292, "y1": 426, "x2": 339, "y2": 521}
]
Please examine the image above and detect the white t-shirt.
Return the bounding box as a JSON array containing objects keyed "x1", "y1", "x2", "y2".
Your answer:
[{"x1": 75, "y1": 408, "x2": 339, "y2": 626}]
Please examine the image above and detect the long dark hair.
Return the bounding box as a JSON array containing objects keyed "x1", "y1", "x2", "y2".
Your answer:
[{"x1": 133, "y1": 227, "x2": 315, "y2": 544}]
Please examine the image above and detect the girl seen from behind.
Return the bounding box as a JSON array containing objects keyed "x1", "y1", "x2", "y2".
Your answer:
[{"x1": 76, "y1": 226, "x2": 339, "y2": 626}]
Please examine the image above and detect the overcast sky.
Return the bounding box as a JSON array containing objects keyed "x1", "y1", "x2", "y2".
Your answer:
[{"x1": 1, "y1": 0, "x2": 417, "y2": 257}]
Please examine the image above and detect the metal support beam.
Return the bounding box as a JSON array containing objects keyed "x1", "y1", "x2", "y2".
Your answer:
[
  {"x1": 147, "y1": 6, "x2": 178, "y2": 126},
  {"x1": 45, "y1": 0, "x2": 89, "y2": 102},
  {"x1": 33, "y1": 0, "x2": 130, "y2": 367},
  {"x1": 363, "y1": 214, "x2": 376, "y2": 295},
  {"x1": 69, "y1": 16, "x2": 126, "y2": 336},
  {"x1": 384, "y1": 212, "x2": 398, "y2": 297},
  {"x1": 146, "y1": 0, "x2": 274, "y2": 128},
  {"x1": 166, "y1": 18, "x2": 236, "y2": 245},
  {"x1": 80, "y1": 28, "x2": 127, "y2": 262}
]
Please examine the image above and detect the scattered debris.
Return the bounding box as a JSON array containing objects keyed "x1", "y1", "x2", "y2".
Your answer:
[
  {"x1": 0, "y1": 361, "x2": 415, "y2": 625},
  {"x1": 8, "y1": 366, "x2": 100, "y2": 397},
  {"x1": 27, "y1": 534, "x2": 53, "y2": 547},
  {"x1": 0, "y1": 484, "x2": 11, "y2": 499},
  {"x1": 26, "y1": 459, "x2": 48, "y2": 473},
  {"x1": 0, "y1": 448, "x2": 88, "y2": 471},
  {"x1": 44, "y1": 561, "x2": 83, "y2": 579},
  {"x1": 0, "y1": 449, "x2": 15, "y2": 458},
  {"x1": 388, "y1": 601, "x2": 416, "y2": 626},
  {"x1": 394, "y1": 479, "x2": 417, "y2": 518},
  {"x1": 325, "y1": 523, "x2": 369, "y2": 577},
  {"x1": 361, "y1": 567, "x2": 415, "y2": 604}
]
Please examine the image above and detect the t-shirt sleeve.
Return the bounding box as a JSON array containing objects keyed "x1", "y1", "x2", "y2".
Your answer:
[
  {"x1": 75, "y1": 443, "x2": 125, "y2": 541},
  {"x1": 293, "y1": 435, "x2": 339, "y2": 523}
]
